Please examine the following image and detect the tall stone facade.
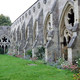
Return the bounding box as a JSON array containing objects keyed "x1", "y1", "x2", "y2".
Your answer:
[{"x1": 9, "y1": 0, "x2": 80, "y2": 63}]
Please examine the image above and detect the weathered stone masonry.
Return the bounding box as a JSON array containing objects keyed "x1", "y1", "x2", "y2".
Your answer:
[
  {"x1": 9, "y1": 0, "x2": 80, "y2": 63},
  {"x1": 0, "y1": 26, "x2": 11, "y2": 54}
]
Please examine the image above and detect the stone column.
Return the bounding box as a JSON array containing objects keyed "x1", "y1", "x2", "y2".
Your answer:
[
  {"x1": 68, "y1": 32, "x2": 77, "y2": 63},
  {"x1": 68, "y1": 48, "x2": 72, "y2": 64},
  {"x1": 32, "y1": 47, "x2": 38, "y2": 58},
  {"x1": 44, "y1": 12, "x2": 54, "y2": 62},
  {"x1": 45, "y1": 48, "x2": 48, "y2": 62},
  {"x1": 32, "y1": 20, "x2": 38, "y2": 58},
  {"x1": 32, "y1": 48, "x2": 35, "y2": 57},
  {"x1": 4, "y1": 45, "x2": 5, "y2": 54},
  {"x1": 24, "y1": 49, "x2": 26, "y2": 58}
]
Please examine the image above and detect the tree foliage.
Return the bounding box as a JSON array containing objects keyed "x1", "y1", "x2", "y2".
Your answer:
[{"x1": 0, "y1": 14, "x2": 12, "y2": 26}]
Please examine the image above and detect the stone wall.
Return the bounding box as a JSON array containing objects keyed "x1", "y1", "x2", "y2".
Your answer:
[{"x1": 9, "y1": 0, "x2": 80, "y2": 63}]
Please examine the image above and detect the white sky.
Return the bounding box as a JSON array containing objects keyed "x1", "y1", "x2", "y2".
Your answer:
[{"x1": 0, "y1": 0, "x2": 37, "y2": 22}]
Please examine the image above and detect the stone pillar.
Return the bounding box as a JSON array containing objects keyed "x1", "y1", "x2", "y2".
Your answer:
[
  {"x1": 24, "y1": 49, "x2": 26, "y2": 58},
  {"x1": 4, "y1": 45, "x2": 5, "y2": 54},
  {"x1": 32, "y1": 48, "x2": 37, "y2": 58},
  {"x1": 32, "y1": 20, "x2": 38, "y2": 58},
  {"x1": 45, "y1": 48, "x2": 48, "y2": 62},
  {"x1": 68, "y1": 48, "x2": 72, "y2": 64},
  {"x1": 44, "y1": 13, "x2": 54, "y2": 62},
  {"x1": 32, "y1": 48, "x2": 35, "y2": 57},
  {"x1": 18, "y1": 49, "x2": 19, "y2": 55}
]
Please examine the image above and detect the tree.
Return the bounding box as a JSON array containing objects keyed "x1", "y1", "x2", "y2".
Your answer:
[{"x1": 0, "y1": 14, "x2": 12, "y2": 26}]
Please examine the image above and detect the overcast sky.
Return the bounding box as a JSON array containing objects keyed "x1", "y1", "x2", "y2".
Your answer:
[{"x1": 0, "y1": 0, "x2": 37, "y2": 22}]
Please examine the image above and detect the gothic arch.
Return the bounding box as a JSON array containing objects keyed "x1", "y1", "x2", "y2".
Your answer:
[
  {"x1": 59, "y1": 1, "x2": 74, "y2": 36},
  {"x1": 17, "y1": 26, "x2": 22, "y2": 41},
  {"x1": 44, "y1": 12, "x2": 51, "y2": 44},
  {"x1": 21, "y1": 22, "x2": 26, "y2": 40},
  {"x1": 0, "y1": 34, "x2": 10, "y2": 54},
  {"x1": 27, "y1": 17, "x2": 33, "y2": 44},
  {"x1": 59, "y1": 1, "x2": 74, "y2": 61},
  {"x1": 33, "y1": 21, "x2": 37, "y2": 42}
]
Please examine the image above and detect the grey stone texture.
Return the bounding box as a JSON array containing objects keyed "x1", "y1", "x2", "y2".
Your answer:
[
  {"x1": 0, "y1": 26, "x2": 11, "y2": 54},
  {"x1": 8, "y1": 0, "x2": 80, "y2": 63}
]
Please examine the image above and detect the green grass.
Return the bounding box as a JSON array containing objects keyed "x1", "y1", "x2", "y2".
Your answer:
[{"x1": 0, "y1": 54, "x2": 74, "y2": 80}]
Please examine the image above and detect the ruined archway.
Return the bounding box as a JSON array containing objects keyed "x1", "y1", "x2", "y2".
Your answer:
[
  {"x1": 33, "y1": 21, "x2": 37, "y2": 42},
  {"x1": 0, "y1": 35, "x2": 10, "y2": 54},
  {"x1": 59, "y1": 1, "x2": 74, "y2": 61},
  {"x1": 17, "y1": 27, "x2": 21, "y2": 42},
  {"x1": 44, "y1": 13, "x2": 51, "y2": 45},
  {"x1": 44, "y1": 12, "x2": 55, "y2": 62}
]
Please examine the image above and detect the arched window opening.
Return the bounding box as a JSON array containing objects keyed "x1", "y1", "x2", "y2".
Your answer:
[
  {"x1": 0, "y1": 36, "x2": 10, "y2": 54},
  {"x1": 44, "y1": 14, "x2": 51, "y2": 44},
  {"x1": 0, "y1": 45, "x2": 4, "y2": 54},
  {"x1": 63, "y1": 37, "x2": 67, "y2": 47},
  {"x1": 5, "y1": 45, "x2": 7, "y2": 49},
  {"x1": 68, "y1": 9, "x2": 74, "y2": 26},
  {"x1": 68, "y1": 36, "x2": 71, "y2": 43},
  {"x1": 60, "y1": 2, "x2": 74, "y2": 62}
]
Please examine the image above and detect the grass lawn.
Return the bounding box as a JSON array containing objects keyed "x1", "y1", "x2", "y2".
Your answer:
[{"x1": 0, "y1": 54, "x2": 74, "y2": 80}]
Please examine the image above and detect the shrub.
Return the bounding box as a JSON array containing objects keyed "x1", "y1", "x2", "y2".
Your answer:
[
  {"x1": 75, "y1": 58, "x2": 80, "y2": 68},
  {"x1": 61, "y1": 61, "x2": 78, "y2": 73},
  {"x1": 57, "y1": 58, "x2": 65, "y2": 65},
  {"x1": 26, "y1": 50, "x2": 32, "y2": 57},
  {"x1": 73, "y1": 58, "x2": 80, "y2": 80},
  {"x1": 35, "y1": 46, "x2": 45, "y2": 60},
  {"x1": 47, "y1": 58, "x2": 64, "y2": 69},
  {"x1": 5, "y1": 48, "x2": 8, "y2": 53},
  {"x1": 73, "y1": 70, "x2": 80, "y2": 80}
]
